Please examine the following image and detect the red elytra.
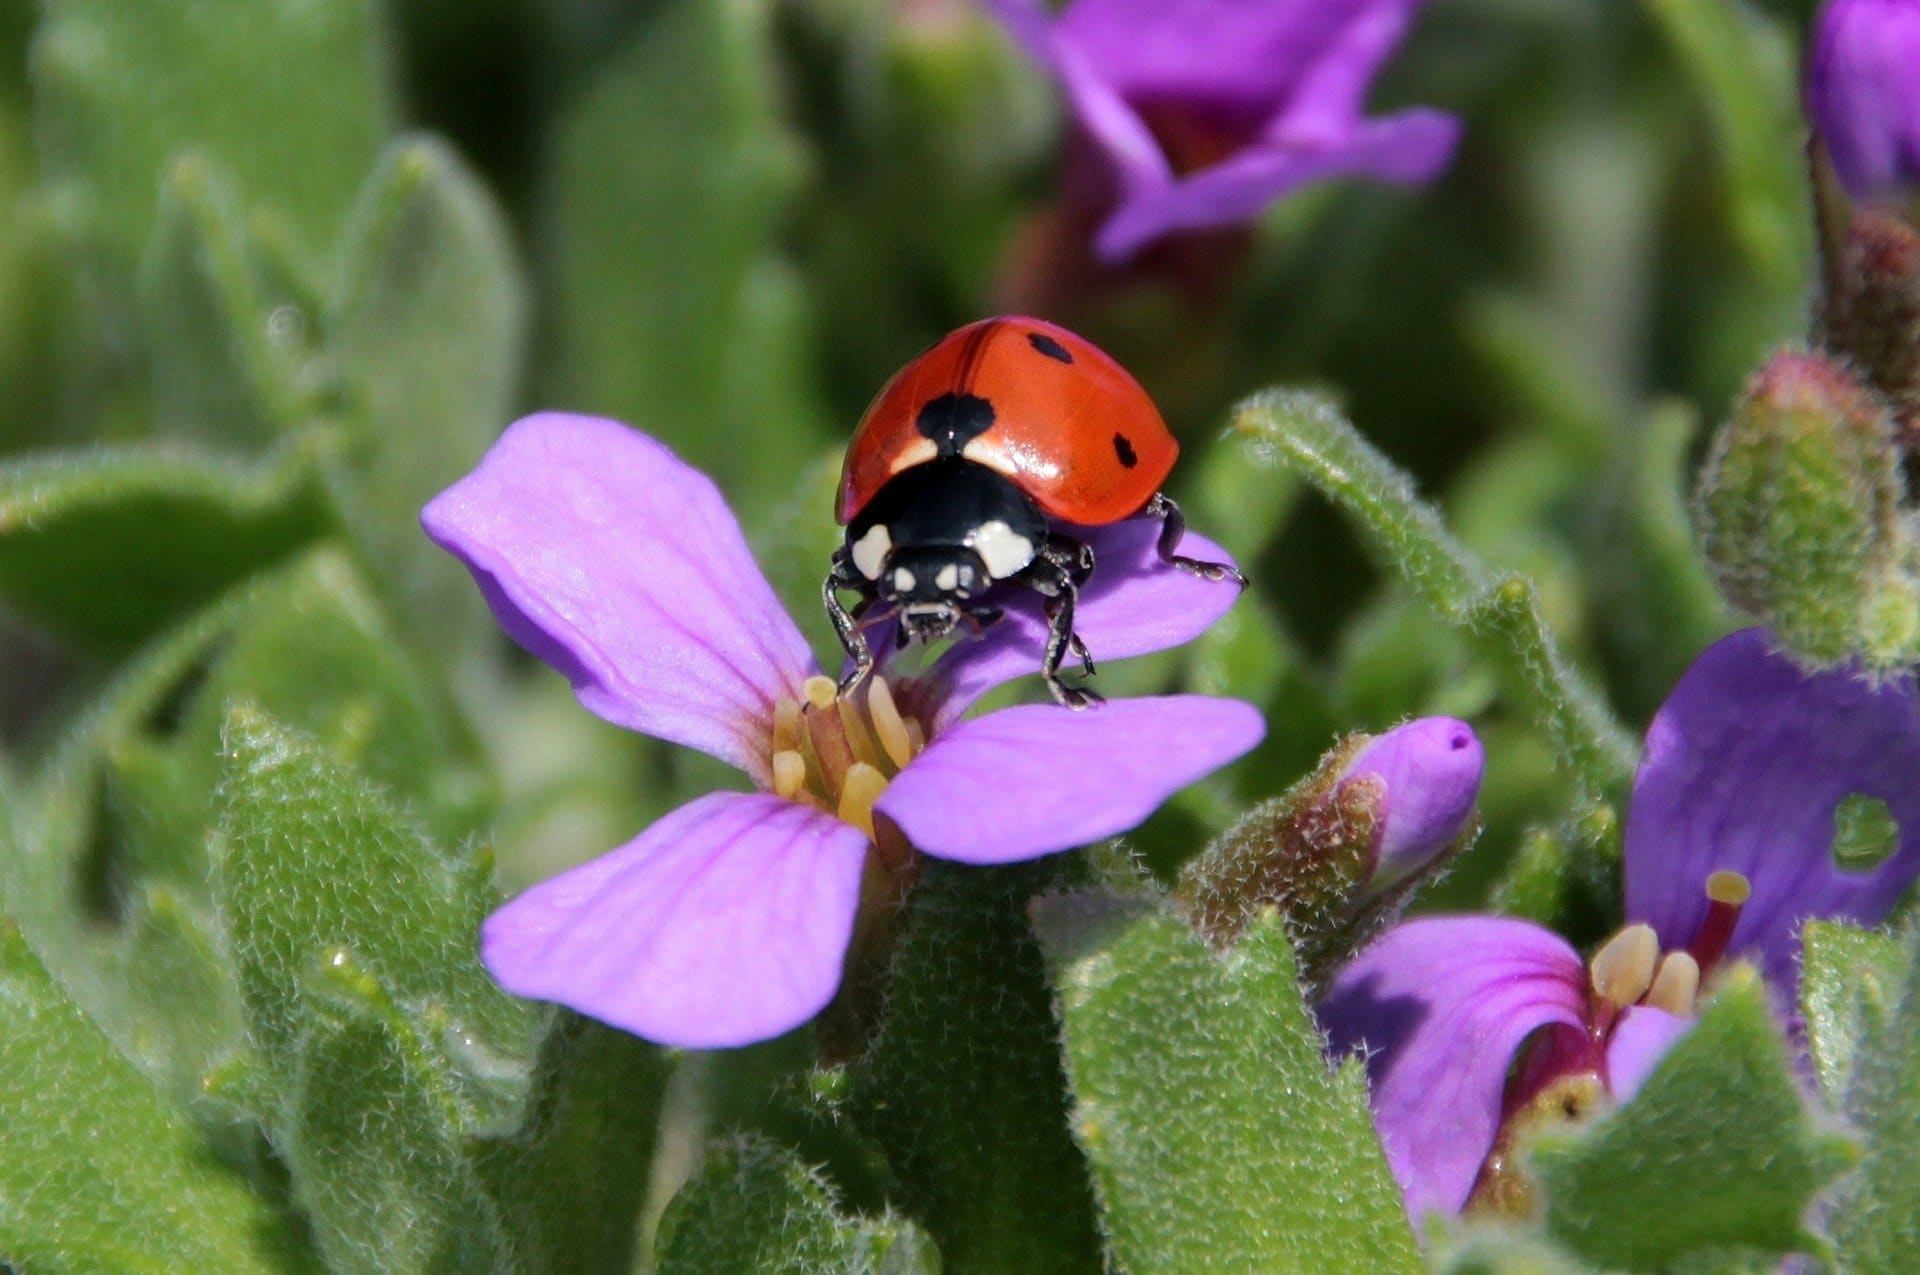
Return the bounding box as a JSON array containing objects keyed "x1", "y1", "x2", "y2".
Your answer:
[{"x1": 837, "y1": 316, "x2": 1180, "y2": 528}]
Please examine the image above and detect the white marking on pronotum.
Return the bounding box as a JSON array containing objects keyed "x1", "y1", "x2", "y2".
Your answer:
[
  {"x1": 935, "y1": 564, "x2": 960, "y2": 592},
  {"x1": 969, "y1": 520, "x2": 1035, "y2": 579},
  {"x1": 893, "y1": 567, "x2": 918, "y2": 593},
  {"x1": 851, "y1": 524, "x2": 892, "y2": 580}
]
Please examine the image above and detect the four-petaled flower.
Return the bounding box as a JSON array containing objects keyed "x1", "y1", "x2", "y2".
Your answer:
[
  {"x1": 424, "y1": 413, "x2": 1262, "y2": 1049},
  {"x1": 979, "y1": 0, "x2": 1462, "y2": 261},
  {"x1": 1318, "y1": 627, "x2": 1920, "y2": 1220},
  {"x1": 1807, "y1": 0, "x2": 1920, "y2": 203}
]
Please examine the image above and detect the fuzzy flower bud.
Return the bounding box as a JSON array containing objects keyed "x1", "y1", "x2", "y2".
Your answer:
[
  {"x1": 1339, "y1": 717, "x2": 1486, "y2": 896},
  {"x1": 1695, "y1": 350, "x2": 1919, "y2": 670},
  {"x1": 1176, "y1": 717, "x2": 1482, "y2": 989},
  {"x1": 1807, "y1": 0, "x2": 1920, "y2": 204}
]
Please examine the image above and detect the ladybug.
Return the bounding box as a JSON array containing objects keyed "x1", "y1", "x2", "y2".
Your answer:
[{"x1": 825, "y1": 316, "x2": 1243, "y2": 709}]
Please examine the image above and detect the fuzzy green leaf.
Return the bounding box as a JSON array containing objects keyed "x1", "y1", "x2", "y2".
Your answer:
[
  {"x1": 213, "y1": 706, "x2": 526, "y2": 1105},
  {"x1": 1800, "y1": 920, "x2": 1910, "y2": 1109},
  {"x1": 288, "y1": 952, "x2": 512, "y2": 1275},
  {"x1": 0, "y1": 440, "x2": 329, "y2": 652},
  {"x1": 139, "y1": 157, "x2": 323, "y2": 449},
  {"x1": 1534, "y1": 968, "x2": 1853, "y2": 1269},
  {"x1": 1233, "y1": 389, "x2": 1636, "y2": 798},
  {"x1": 852, "y1": 860, "x2": 1104, "y2": 1274},
  {"x1": 1034, "y1": 895, "x2": 1420, "y2": 1273},
  {"x1": 655, "y1": 1136, "x2": 935, "y2": 1275},
  {"x1": 548, "y1": 0, "x2": 828, "y2": 511},
  {"x1": 114, "y1": 886, "x2": 248, "y2": 1116},
  {"x1": 330, "y1": 136, "x2": 524, "y2": 649},
  {"x1": 1828, "y1": 923, "x2": 1920, "y2": 1269},
  {"x1": 33, "y1": 0, "x2": 392, "y2": 274},
  {"x1": 0, "y1": 918, "x2": 299, "y2": 1273},
  {"x1": 473, "y1": 1011, "x2": 671, "y2": 1275}
]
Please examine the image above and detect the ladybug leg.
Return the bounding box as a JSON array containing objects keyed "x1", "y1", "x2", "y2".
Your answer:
[
  {"x1": 825, "y1": 549, "x2": 878, "y2": 692},
  {"x1": 1024, "y1": 541, "x2": 1103, "y2": 709},
  {"x1": 1143, "y1": 492, "x2": 1248, "y2": 587}
]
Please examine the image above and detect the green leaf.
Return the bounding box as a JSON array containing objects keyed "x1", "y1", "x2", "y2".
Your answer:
[
  {"x1": 655, "y1": 1135, "x2": 934, "y2": 1275},
  {"x1": 114, "y1": 885, "x2": 248, "y2": 1117},
  {"x1": 473, "y1": 1011, "x2": 671, "y2": 1275},
  {"x1": 1800, "y1": 920, "x2": 1910, "y2": 1108},
  {"x1": 329, "y1": 136, "x2": 524, "y2": 650},
  {"x1": 0, "y1": 918, "x2": 300, "y2": 1273},
  {"x1": 0, "y1": 438, "x2": 329, "y2": 653},
  {"x1": 139, "y1": 157, "x2": 323, "y2": 449},
  {"x1": 1642, "y1": 0, "x2": 1808, "y2": 288},
  {"x1": 1232, "y1": 389, "x2": 1636, "y2": 799},
  {"x1": 548, "y1": 0, "x2": 828, "y2": 511},
  {"x1": 1828, "y1": 923, "x2": 1920, "y2": 1269},
  {"x1": 33, "y1": 0, "x2": 392, "y2": 274},
  {"x1": 851, "y1": 860, "x2": 1104, "y2": 1274},
  {"x1": 1033, "y1": 895, "x2": 1420, "y2": 1274},
  {"x1": 185, "y1": 548, "x2": 491, "y2": 849},
  {"x1": 213, "y1": 706, "x2": 526, "y2": 1106},
  {"x1": 287, "y1": 951, "x2": 512, "y2": 1275},
  {"x1": 1534, "y1": 968, "x2": 1853, "y2": 1269}
]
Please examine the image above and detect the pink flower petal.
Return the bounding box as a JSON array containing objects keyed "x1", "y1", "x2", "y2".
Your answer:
[
  {"x1": 481, "y1": 792, "x2": 870, "y2": 1050},
  {"x1": 925, "y1": 519, "x2": 1243, "y2": 723},
  {"x1": 423, "y1": 413, "x2": 817, "y2": 780},
  {"x1": 1604, "y1": 1005, "x2": 1693, "y2": 1102},
  {"x1": 1319, "y1": 917, "x2": 1589, "y2": 1221},
  {"x1": 876, "y1": 694, "x2": 1263, "y2": 864}
]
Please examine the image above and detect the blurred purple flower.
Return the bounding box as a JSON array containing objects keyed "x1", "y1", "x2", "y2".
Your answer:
[
  {"x1": 979, "y1": 0, "x2": 1461, "y2": 260},
  {"x1": 423, "y1": 413, "x2": 1260, "y2": 1049},
  {"x1": 1807, "y1": 0, "x2": 1920, "y2": 202},
  {"x1": 1320, "y1": 627, "x2": 1920, "y2": 1219}
]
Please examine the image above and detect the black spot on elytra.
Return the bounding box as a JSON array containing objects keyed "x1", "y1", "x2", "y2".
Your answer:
[
  {"x1": 1113, "y1": 433, "x2": 1138, "y2": 468},
  {"x1": 917, "y1": 393, "x2": 996, "y2": 456},
  {"x1": 1028, "y1": 331, "x2": 1074, "y2": 363}
]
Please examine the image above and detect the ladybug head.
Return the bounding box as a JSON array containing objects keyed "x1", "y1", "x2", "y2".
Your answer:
[{"x1": 883, "y1": 545, "x2": 990, "y2": 643}]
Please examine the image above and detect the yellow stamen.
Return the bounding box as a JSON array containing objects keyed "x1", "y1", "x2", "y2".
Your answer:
[
  {"x1": 1590, "y1": 923, "x2": 1659, "y2": 1009},
  {"x1": 1706, "y1": 870, "x2": 1752, "y2": 907},
  {"x1": 838, "y1": 695, "x2": 882, "y2": 770},
  {"x1": 803, "y1": 675, "x2": 838, "y2": 710},
  {"x1": 772, "y1": 749, "x2": 807, "y2": 800},
  {"x1": 1645, "y1": 951, "x2": 1701, "y2": 1016},
  {"x1": 772, "y1": 697, "x2": 801, "y2": 753},
  {"x1": 867, "y1": 677, "x2": 915, "y2": 770},
  {"x1": 837, "y1": 762, "x2": 888, "y2": 839}
]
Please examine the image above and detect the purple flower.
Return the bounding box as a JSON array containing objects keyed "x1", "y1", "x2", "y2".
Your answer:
[
  {"x1": 1339, "y1": 716, "x2": 1483, "y2": 894},
  {"x1": 979, "y1": 0, "x2": 1462, "y2": 261},
  {"x1": 1320, "y1": 627, "x2": 1920, "y2": 1219},
  {"x1": 1807, "y1": 0, "x2": 1920, "y2": 202},
  {"x1": 423, "y1": 412, "x2": 1262, "y2": 1049}
]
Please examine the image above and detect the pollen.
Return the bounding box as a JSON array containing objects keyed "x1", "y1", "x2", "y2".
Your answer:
[
  {"x1": 766, "y1": 675, "x2": 929, "y2": 843},
  {"x1": 1589, "y1": 923, "x2": 1659, "y2": 1010}
]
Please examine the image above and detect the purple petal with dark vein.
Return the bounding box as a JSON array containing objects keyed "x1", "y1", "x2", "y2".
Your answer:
[
  {"x1": 481, "y1": 792, "x2": 870, "y2": 1050},
  {"x1": 423, "y1": 413, "x2": 817, "y2": 781},
  {"x1": 1340, "y1": 716, "x2": 1484, "y2": 892},
  {"x1": 1806, "y1": 0, "x2": 1920, "y2": 201},
  {"x1": 1319, "y1": 917, "x2": 1589, "y2": 1221},
  {"x1": 1096, "y1": 110, "x2": 1460, "y2": 260},
  {"x1": 876, "y1": 694, "x2": 1264, "y2": 864},
  {"x1": 1624, "y1": 627, "x2": 1920, "y2": 989},
  {"x1": 923, "y1": 520, "x2": 1241, "y2": 725},
  {"x1": 1604, "y1": 1005, "x2": 1693, "y2": 1102}
]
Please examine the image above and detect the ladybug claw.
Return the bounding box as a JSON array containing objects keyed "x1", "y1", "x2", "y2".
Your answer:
[{"x1": 1050, "y1": 681, "x2": 1104, "y2": 711}]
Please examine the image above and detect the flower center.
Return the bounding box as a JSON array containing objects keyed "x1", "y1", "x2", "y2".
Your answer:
[{"x1": 769, "y1": 674, "x2": 928, "y2": 845}]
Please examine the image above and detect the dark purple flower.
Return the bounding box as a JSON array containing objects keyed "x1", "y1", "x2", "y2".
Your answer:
[
  {"x1": 979, "y1": 0, "x2": 1462, "y2": 260},
  {"x1": 1807, "y1": 0, "x2": 1920, "y2": 203},
  {"x1": 1339, "y1": 715, "x2": 1483, "y2": 894},
  {"x1": 424, "y1": 413, "x2": 1261, "y2": 1049},
  {"x1": 1320, "y1": 627, "x2": 1920, "y2": 1219}
]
